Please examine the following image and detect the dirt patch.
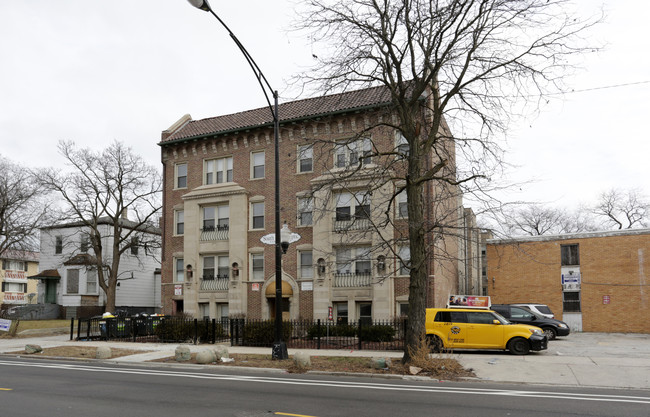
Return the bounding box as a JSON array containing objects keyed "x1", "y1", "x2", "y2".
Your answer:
[
  {"x1": 152, "y1": 353, "x2": 473, "y2": 380},
  {"x1": 9, "y1": 346, "x2": 151, "y2": 359}
]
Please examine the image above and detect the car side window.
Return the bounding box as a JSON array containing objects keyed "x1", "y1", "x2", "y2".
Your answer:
[
  {"x1": 435, "y1": 311, "x2": 451, "y2": 322},
  {"x1": 511, "y1": 307, "x2": 534, "y2": 319},
  {"x1": 467, "y1": 312, "x2": 495, "y2": 324},
  {"x1": 450, "y1": 312, "x2": 467, "y2": 323}
]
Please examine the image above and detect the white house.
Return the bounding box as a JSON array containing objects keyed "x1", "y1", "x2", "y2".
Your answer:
[{"x1": 31, "y1": 217, "x2": 161, "y2": 319}]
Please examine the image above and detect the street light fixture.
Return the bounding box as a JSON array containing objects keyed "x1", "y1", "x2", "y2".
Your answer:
[{"x1": 187, "y1": 0, "x2": 287, "y2": 359}]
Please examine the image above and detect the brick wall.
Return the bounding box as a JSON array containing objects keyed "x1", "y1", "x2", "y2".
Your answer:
[{"x1": 488, "y1": 231, "x2": 650, "y2": 333}]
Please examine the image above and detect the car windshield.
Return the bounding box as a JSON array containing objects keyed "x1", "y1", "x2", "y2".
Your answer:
[{"x1": 490, "y1": 311, "x2": 511, "y2": 325}]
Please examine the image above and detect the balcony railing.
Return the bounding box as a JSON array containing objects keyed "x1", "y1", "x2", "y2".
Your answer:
[
  {"x1": 333, "y1": 271, "x2": 372, "y2": 287},
  {"x1": 200, "y1": 225, "x2": 229, "y2": 241},
  {"x1": 333, "y1": 216, "x2": 371, "y2": 232},
  {"x1": 2, "y1": 292, "x2": 26, "y2": 304},
  {"x1": 0, "y1": 270, "x2": 27, "y2": 280},
  {"x1": 200, "y1": 276, "x2": 229, "y2": 291}
]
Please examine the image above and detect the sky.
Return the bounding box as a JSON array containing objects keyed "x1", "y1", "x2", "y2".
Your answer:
[{"x1": 0, "y1": 0, "x2": 648, "y2": 214}]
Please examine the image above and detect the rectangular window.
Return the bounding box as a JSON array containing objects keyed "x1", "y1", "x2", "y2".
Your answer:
[
  {"x1": 130, "y1": 237, "x2": 139, "y2": 256},
  {"x1": 2, "y1": 282, "x2": 27, "y2": 293},
  {"x1": 335, "y1": 191, "x2": 370, "y2": 221},
  {"x1": 399, "y1": 246, "x2": 410, "y2": 275},
  {"x1": 251, "y1": 253, "x2": 264, "y2": 281},
  {"x1": 175, "y1": 210, "x2": 184, "y2": 235},
  {"x1": 175, "y1": 258, "x2": 184, "y2": 282},
  {"x1": 395, "y1": 132, "x2": 410, "y2": 157},
  {"x1": 251, "y1": 151, "x2": 265, "y2": 179},
  {"x1": 298, "y1": 196, "x2": 313, "y2": 226},
  {"x1": 198, "y1": 303, "x2": 210, "y2": 319},
  {"x1": 358, "y1": 302, "x2": 372, "y2": 325},
  {"x1": 86, "y1": 269, "x2": 97, "y2": 294},
  {"x1": 563, "y1": 291, "x2": 581, "y2": 312},
  {"x1": 205, "y1": 157, "x2": 233, "y2": 185},
  {"x1": 203, "y1": 255, "x2": 230, "y2": 280},
  {"x1": 203, "y1": 206, "x2": 230, "y2": 231},
  {"x1": 299, "y1": 251, "x2": 313, "y2": 279},
  {"x1": 176, "y1": 163, "x2": 187, "y2": 188},
  {"x1": 561, "y1": 244, "x2": 579, "y2": 266},
  {"x1": 217, "y1": 303, "x2": 229, "y2": 320},
  {"x1": 203, "y1": 256, "x2": 215, "y2": 280},
  {"x1": 336, "y1": 247, "x2": 371, "y2": 275},
  {"x1": 251, "y1": 202, "x2": 265, "y2": 229},
  {"x1": 334, "y1": 138, "x2": 371, "y2": 168},
  {"x1": 335, "y1": 302, "x2": 348, "y2": 325},
  {"x1": 55, "y1": 236, "x2": 63, "y2": 254},
  {"x1": 397, "y1": 190, "x2": 408, "y2": 218},
  {"x1": 298, "y1": 145, "x2": 313, "y2": 173},
  {"x1": 67, "y1": 269, "x2": 79, "y2": 294},
  {"x1": 80, "y1": 234, "x2": 89, "y2": 253}
]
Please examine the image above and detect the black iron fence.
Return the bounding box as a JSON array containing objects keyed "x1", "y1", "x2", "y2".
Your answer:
[{"x1": 73, "y1": 316, "x2": 406, "y2": 351}]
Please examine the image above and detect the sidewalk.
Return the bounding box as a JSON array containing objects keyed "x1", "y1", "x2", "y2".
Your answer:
[{"x1": 1, "y1": 332, "x2": 649, "y2": 390}]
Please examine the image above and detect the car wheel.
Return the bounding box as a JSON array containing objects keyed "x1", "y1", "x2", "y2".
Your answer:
[
  {"x1": 507, "y1": 337, "x2": 530, "y2": 355},
  {"x1": 542, "y1": 327, "x2": 557, "y2": 341},
  {"x1": 427, "y1": 335, "x2": 443, "y2": 353}
]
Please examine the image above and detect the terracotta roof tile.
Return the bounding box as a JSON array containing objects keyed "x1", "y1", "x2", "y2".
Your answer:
[{"x1": 160, "y1": 85, "x2": 393, "y2": 143}]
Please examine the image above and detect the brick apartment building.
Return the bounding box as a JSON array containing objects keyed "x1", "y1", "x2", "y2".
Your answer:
[
  {"x1": 158, "y1": 85, "x2": 478, "y2": 323},
  {"x1": 487, "y1": 229, "x2": 650, "y2": 333}
]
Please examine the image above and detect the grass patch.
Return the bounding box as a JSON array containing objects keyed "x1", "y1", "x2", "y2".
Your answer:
[{"x1": 14, "y1": 320, "x2": 70, "y2": 330}]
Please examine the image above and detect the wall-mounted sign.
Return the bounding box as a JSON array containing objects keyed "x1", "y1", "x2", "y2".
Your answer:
[
  {"x1": 0, "y1": 319, "x2": 12, "y2": 332},
  {"x1": 561, "y1": 267, "x2": 581, "y2": 291},
  {"x1": 301, "y1": 281, "x2": 313, "y2": 291},
  {"x1": 603, "y1": 295, "x2": 610, "y2": 305},
  {"x1": 174, "y1": 284, "x2": 183, "y2": 296},
  {"x1": 251, "y1": 283, "x2": 260, "y2": 291}
]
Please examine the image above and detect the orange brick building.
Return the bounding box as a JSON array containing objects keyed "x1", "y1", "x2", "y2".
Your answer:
[
  {"x1": 487, "y1": 229, "x2": 650, "y2": 333},
  {"x1": 157, "y1": 85, "x2": 477, "y2": 323}
]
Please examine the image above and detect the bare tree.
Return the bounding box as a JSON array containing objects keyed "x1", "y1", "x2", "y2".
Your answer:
[
  {"x1": 499, "y1": 205, "x2": 597, "y2": 236},
  {"x1": 0, "y1": 155, "x2": 51, "y2": 255},
  {"x1": 295, "y1": 0, "x2": 599, "y2": 363},
  {"x1": 592, "y1": 188, "x2": 649, "y2": 230},
  {"x1": 39, "y1": 141, "x2": 162, "y2": 312}
]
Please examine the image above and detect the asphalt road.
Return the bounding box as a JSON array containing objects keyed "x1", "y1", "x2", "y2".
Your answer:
[{"x1": 1, "y1": 357, "x2": 649, "y2": 417}]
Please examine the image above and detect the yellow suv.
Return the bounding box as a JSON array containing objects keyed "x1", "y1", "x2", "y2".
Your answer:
[{"x1": 425, "y1": 308, "x2": 547, "y2": 355}]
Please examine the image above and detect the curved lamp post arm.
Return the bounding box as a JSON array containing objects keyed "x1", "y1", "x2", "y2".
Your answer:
[{"x1": 187, "y1": 0, "x2": 278, "y2": 119}]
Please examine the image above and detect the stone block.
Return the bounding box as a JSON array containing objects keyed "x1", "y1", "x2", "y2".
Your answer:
[
  {"x1": 96, "y1": 346, "x2": 112, "y2": 359},
  {"x1": 175, "y1": 345, "x2": 191, "y2": 362}
]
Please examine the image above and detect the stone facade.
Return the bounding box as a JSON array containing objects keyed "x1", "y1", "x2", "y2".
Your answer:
[
  {"x1": 159, "y1": 86, "x2": 477, "y2": 323},
  {"x1": 487, "y1": 229, "x2": 650, "y2": 333}
]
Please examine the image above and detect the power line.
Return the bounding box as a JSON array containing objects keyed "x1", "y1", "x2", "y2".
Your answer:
[{"x1": 562, "y1": 80, "x2": 650, "y2": 95}]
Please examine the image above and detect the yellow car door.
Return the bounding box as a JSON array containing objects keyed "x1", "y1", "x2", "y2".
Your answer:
[
  {"x1": 444, "y1": 311, "x2": 469, "y2": 348},
  {"x1": 465, "y1": 311, "x2": 505, "y2": 348}
]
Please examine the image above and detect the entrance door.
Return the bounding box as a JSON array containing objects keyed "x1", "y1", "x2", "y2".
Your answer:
[
  {"x1": 269, "y1": 298, "x2": 290, "y2": 320},
  {"x1": 45, "y1": 280, "x2": 57, "y2": 304}
]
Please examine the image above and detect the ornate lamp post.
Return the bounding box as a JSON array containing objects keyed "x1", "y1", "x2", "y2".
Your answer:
[{"x1": 187, "y1": 0, "x2": 288, "y2": 359}]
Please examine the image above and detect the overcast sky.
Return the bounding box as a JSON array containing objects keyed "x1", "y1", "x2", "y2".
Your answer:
[{"x1": 1, "y1": 1, "x2": 648, "y2": 213}]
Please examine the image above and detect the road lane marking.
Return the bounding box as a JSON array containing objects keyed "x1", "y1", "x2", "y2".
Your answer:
[
  {"x1": 275, "y1": 413, "x2": 317, "y2": 417},
  {"x1": 0, "y1": 388, "x2": 12, "y2": 391},
  {"x1": 1, "y1": 360, "x2": 649, "y2": 405}
]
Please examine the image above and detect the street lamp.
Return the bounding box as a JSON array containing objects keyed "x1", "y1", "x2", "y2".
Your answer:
[{"x1": 187, "y1": 0, "x2": 287, "y2": 359}]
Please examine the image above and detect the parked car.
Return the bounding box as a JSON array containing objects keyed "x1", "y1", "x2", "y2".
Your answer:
[
  {"x1": 511, "y1": 303, "x2": 555, "y2": 319},
  {"x1": 425, "y1": 308, "x2": 548, "y2": 355},
  {"x1": 490, "y1": 304, "x2": 570, "y2": 340}
]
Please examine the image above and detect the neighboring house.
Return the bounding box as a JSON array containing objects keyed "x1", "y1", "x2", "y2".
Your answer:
[
  {"x1": 30, "y1": 217, "x2": 162, "y2": 319},
  {"x1": 0, "y1": 250, "x2": 39, "y2": 308},
  {"x1": 487, "y1": 228, "x2": 650, "y2": 333},
  {"x1": 158, "y1": 85, "x2": 478, "y2": 322}
]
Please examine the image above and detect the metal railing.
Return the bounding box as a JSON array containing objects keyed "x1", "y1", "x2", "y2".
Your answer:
[
  {"x1": 333, "y1": 216, "x2": 371, "y2": 231},
  {"x1": 200, "y1": 225, "x2": 229, "y2": 241},
  {"x1": 72, "y1": 316, "x2": 406, "y2": 351},
  {"x1": 200, "y1": 277, "x2": 229, "y2": 291},
  {"x1": 333, "y1": 272, "x2": 372, "y2": 287}
]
